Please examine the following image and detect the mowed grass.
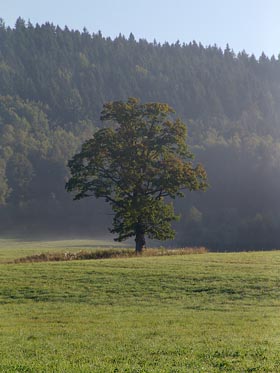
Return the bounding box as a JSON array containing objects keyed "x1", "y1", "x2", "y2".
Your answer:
[
  {"x1": 0, "y1": 238, "x2": 127, "y2": 262},
  {"x1": 0, "y1": 243, "x2": 280, "y2": 372}
]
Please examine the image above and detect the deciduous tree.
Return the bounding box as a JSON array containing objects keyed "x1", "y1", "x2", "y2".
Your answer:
[{"x1": 66, "y1": 98, "x2": 207, "y2": 252}]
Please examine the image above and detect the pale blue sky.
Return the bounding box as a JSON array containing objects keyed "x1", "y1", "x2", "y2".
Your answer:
[{"x1": 2, "y1": 0, "x2": 280, "y2": 57}]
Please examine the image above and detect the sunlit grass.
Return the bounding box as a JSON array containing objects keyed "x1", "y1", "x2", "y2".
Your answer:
[{"x1": 0, "y1": 245, "x2": 279, "y2": 372}]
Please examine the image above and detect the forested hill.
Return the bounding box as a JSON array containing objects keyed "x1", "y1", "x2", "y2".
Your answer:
[{"x1": 1, "y1": 18, "x2": 280, "y2": 249}]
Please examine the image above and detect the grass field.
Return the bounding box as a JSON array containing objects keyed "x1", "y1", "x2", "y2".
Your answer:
[
  {"x1": 0, "y1": 238, "x2": 127, "y2": 263},
  {"x1": 0, "y1": 239, "x2": 279, "y2": 372}
]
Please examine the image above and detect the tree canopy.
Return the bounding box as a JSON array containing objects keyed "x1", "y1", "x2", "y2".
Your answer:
[
  {"x1": 1, "y1": 20, "x2": 280, "y2": 249},
  {"x1": 66, "y1": 98, "x2": 207, "y2": 251}
]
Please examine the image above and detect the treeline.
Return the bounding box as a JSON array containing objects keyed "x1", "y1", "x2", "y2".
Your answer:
[{"x1": 1, "y1": 18, "x2": 280, "y2": 249}]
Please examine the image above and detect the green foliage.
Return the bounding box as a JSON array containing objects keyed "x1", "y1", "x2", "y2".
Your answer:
[
  {"x1": 0, "y1": 95, "x2": 96, "y2": 234},
  {"x1": 1, "y1": 20, "x2": 280, "y2": 247},
  {"x1": 0, "y1": 159, "x2": 9, "y2": 203},
  {"x1": 66, "y1": 98, "x2": 207, "y2": 249}
]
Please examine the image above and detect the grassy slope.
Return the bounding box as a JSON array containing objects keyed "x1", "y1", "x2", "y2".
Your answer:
[{"x1": 0, "y1": 244, "x2": 279, "y2": 372}]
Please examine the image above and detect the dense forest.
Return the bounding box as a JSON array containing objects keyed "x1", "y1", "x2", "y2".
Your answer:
[{"x1": 1, "y1": 18, "x2": 280, "y2": 250}]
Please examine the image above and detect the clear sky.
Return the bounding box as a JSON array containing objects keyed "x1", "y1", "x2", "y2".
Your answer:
[{"x1": 2, "y1": 0, "x2": 280, "y2": 57}]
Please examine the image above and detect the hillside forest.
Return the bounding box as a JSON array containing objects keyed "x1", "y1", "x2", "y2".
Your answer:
[{"x1": 1, "y1": 18, "x2": 280, "y2": 250}]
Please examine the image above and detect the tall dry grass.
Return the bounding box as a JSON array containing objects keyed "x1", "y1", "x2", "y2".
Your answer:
[{"x1": 13, "y1": 247, "x2": 207, "y2": 263}]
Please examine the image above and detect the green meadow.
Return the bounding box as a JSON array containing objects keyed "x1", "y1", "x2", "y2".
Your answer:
[
  {"x1": 0, "y1": 238, "x2": 126, "y2": 263},
  {"x1": 0, "y1": 240, "x2": 280, "y2": 372}
]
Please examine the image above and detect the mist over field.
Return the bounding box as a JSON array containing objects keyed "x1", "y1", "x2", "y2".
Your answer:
[
  {"x1": 1, "y1": 19, "x2": 280, "y2": 249},
  {"x1": 1, "y1": 6, "x2": 280, "y2": 371}
]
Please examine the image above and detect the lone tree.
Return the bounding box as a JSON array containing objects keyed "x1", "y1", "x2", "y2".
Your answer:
[{"x1": 66, "y1": 98, "x2": 207, "y2": 253}]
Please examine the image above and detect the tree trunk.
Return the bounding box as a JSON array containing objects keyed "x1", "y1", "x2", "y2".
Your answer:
[{"x1": 135, "y1": 231, "x2": 146, "y2": 254}]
